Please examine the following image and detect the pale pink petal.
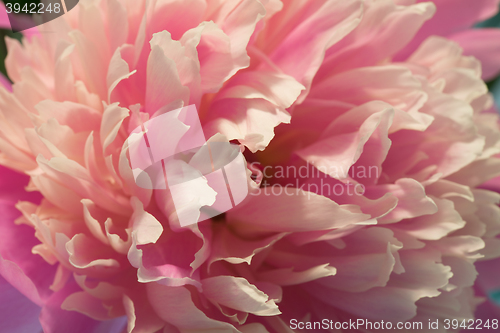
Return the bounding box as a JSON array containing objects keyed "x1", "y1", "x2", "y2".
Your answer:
[
  {"x1": 214, "y1": 71, "x2": 304, "y2": 111},
  {"x1": 307, "y1": 248, "x2": 451, "y2": 322},
  {"x1": 100, "y1": 103, "x2": 130, "y2": 155},
  {"x1": 149, "y1": 31, "x2": 201, "y2": 105},
  {"x1": 146, "y1": 283, "x2": 239, "y2": 332},
  {"x1": 66, "y1": 233, "x2": 121, "y2": 271},
  {"x1": 447, "y1": 158, "x2": 500, "y2": 188},
  {"x1": 227, "y1": 188, "x2": 369, "y2": 233},
  {"x1": 34, "y1": 155, "x2": 131, "y2": 215},
  {"x1": 68, "y1": 30, "x2": 108, "y2": 98},
  {"x1": 311, "y1": 66, "x2": 430, "y2": 118},
  {"x1": 370, "y1": 178, "x2": 438, "y2": 224},
  {"x1": 106, "y1": 0, "x2": 129, "y2": 51},
  {"x1": 202, "y1": 276, "x2": 281, "y2": 316},
  {"x1": 208, "y1": 224, "x2": 286, "y2": 267},
  {"x1": 33, "y1": 100, "x2": 101, "y2": 133},
  {"x1": 53, "y1": 41, "x2": 76, "y2": 102},
  {"x1": 392, "y1": 197, "x2": 465, "y2": 240},
  {"x1": 315, "y1": 227, "x2": 404, "y2": 292},
  {"x1": 0, "y1": 89, "x2": 37, "y2": 171},
  {"x1": 297, "y1": 105, "x2": 394, "y2": 181},
  {"x1": 0, "y1": 167, "x2": 54, "y2": 303},
  {"x1": 257, "y1": 264, "x2": 336, "y2": 287},
  {"x1": 106, "y1": 46, "x2": 137, "y2": 104},
  {"x1": 205, "y1": 98, "x2": 291, "y2": 152},
  {"x1": 180, "y1": 21, "x2": 234, "y2": 94},
  {"x1": 406, "y1": 36, "x2": 482, "y2": 78},
  {"x1": 205, "y1": 71, "x2": 303, "y2": 152},
  {"x1": 129, "y1": 197, "x2": 163, "y2": 245},
  {"x1": 205, "y1": 0, "x2": 266, "y2": 73},
  {"x1": 61, "y1": 291, "x2": 116, "y2": 321},
  {"x1": 127, "y1": 197, "x2": 202, "y2": 287}
]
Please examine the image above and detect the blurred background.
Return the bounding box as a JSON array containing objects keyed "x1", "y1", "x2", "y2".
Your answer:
[{"x1": 477, "y1": 5, "x2": 500, "y2": 109}]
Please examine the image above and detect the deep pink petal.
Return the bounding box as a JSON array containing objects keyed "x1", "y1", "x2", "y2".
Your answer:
[
  {"x1": 0, "y1": 166, "x2": 54, "y2": 301},
  {"x1": 450, "y1": 29, "x2": 500, "y2": 81},
  {"x1": 0, "y1": 3, "x2": 11, "y2": 30},
  {"x1": 0, "y1": 74, "x2": 12, "y2": 92},
  {"x1": 39, "y1": 280, "x2": 126, "y2": 333},
  {"x1": 397, "y1": 0, "x2": 500, "y2": 59},
  {"x1": 0, "y1": 275, "x2": 42, "y2": 333}
]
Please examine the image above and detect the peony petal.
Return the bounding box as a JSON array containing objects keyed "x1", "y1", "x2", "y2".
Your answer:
[
  {"x1": 106, "y1": 0, "x2": 129, "y2": 51},
  {"x1": 392, "y1": 197, "x2": 465, "y2": 240},
  {"x1": 257, "y1": 264, "x2": 336, "y2": 287},
  {"x1": 34, "y1": 100, "x2": 101, "y2": 134},
  {"x1": 297, "y1": 105, "x2": 394, "y2": 181},
  {"x1": 34, "y1": 154, "x2": 131, "y2": 215},
  {"x1": 397, "y1": 0, "x2": 500, "y2": 59},
  {"x1": 0, "y1": 274, "x2": 42, "y2": 333},
  {"x1": 205, "y1": 0, "x2": 266, "y2": 73},
  {"x1": 447, "y1": 158, "x2": 500, "y2": 188},
  {"x1": 371, "y1": 178, "x2": 438, "y2": 224},
  {"x1": 202, "y1": 276, "x2": 281, "y2": 316},
  {"x1": 145, "y1": 45, "x2": 190, "y2": 115},
  {"x1": 61, "y1": 291, "x2": 115, "y2": 321},
  {"x1": 40, "y1": 280, "x2": 126, "y2": 333},
  {"x1": 0, "y1": 255, "x2": 43, "y2": 306},
  {"x1": 146, "y1": 283, "x2": 239, "y2": 332},
  {"x1": 68, "y1": 30, "x2": 108, "y2": 99},
  {"x1": 313, "y1": 227, "x2": 404, "y2": 292},
  {"x1": 107, "y1": 46, "x2": 137, "y2": 104},
  {"x1": 149, "y1": 30, "x2": 201, "y2": 105},
  {"x1": 310, "y1": 67, "x2": 429, "y2": 123},
  {"x1": 122, "y1": 292, "x2": 165, "y2": 333},
  {"x1": 0, "y1": 166, "x2": 54, "y2": 303},
  {"x1": 0, "y1": 73, "x2": 12, "y2": 92},
  {"x1": 450, "y1": 28, "x2": 500, "y2": 81},
  {"x1": 227, "y1": 187, "x2": 370, "y2": 233},
  {"x1": 66, "y1": 233, "x2": 121, "y2": 270},
  {"x1": 180, "y1": 21, "x2": 233, "y2": 95},
  {"x1": 306, "y1": 248, "x2": 451, "y2": 322},
  {"x1": 320, "y1": 1, "x2": 435, "y2": 76},
  {"x1": 53, "y1": 41, "x2": 76, "y2": 102},
  {"x1": 101, "y1": 103, "x2": 130, "y2": 155},
  {"x1": 265, "y1": 0, "x2": 363, "y2": 101},
  {"x1": 129, "y1": 197, "x2": 163, "y2": 245},
  {"x1": 205, "y1": 70, "x2": 304, "y2": 152},
  {"x1": 209, "y1": 224, "x2": 286, "y2": 267},
  {"x1": 214, "y1": 71, "x2": 304, "y2": 110},
  {"x1": 205, "y1": 96, "x2": 291, "y2": 153}
]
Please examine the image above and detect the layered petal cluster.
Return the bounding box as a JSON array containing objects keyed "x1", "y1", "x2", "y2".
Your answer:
[{"x1": 1, "y1": 0, "x2": 500, "y2": 333}]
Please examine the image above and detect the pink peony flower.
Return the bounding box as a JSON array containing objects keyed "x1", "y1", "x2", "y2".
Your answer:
[{"x1": 1, "y1": 0, "x2": 500, "y2": 332}]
